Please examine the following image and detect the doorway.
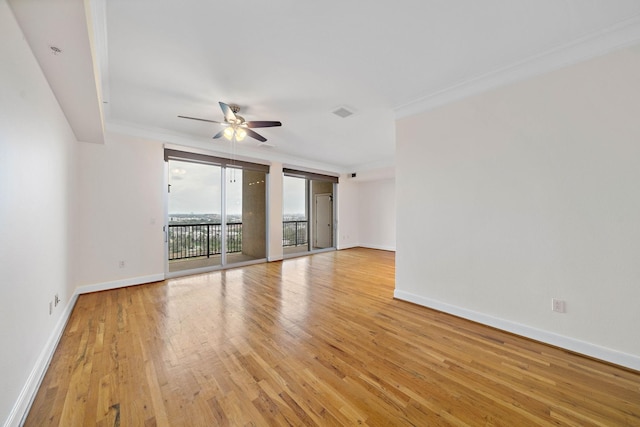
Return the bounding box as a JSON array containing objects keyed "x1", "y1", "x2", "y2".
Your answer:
[{"x1": 314, "y1": 193, "x2": 333, "y2": 248}]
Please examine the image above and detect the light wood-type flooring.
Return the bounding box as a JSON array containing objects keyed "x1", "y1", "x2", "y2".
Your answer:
[{"x1": 25, "y1": 248, "x2": 640, "y2": 426}]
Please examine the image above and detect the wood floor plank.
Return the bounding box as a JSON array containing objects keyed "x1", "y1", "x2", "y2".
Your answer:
[{"x1": 24, "y1": 248, "x2": 640, "y2": 426}]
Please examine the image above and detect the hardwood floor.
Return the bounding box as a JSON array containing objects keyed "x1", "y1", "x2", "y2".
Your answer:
[{"x1": 26, "y1": 248, "x2": 640, "y2": 426}]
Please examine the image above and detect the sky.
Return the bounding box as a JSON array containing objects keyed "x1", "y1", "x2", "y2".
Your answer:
[{"x1": 168, "y1": 160, "x2": 306, "y2": 215}]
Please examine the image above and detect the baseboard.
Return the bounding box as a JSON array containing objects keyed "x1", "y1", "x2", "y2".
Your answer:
[
  {"x1": 337, "y1": 244, "x2": 396, "y2": 252},
  {"x1": 393, "y1": 289, "x2": 640, "y2": 372},
  {"x1": 75, "y1": 273, "x2": 165, "y2": 295},
  {"x1": 5, "y1": 273, "x2": 166, "y2": 426},
  {"x1": 337, "y1": 244, "x2": 358, "y2": 250},
  {"x1": 359, "y1": 243, "x2": 396, "y2": 252},
  {"x1": 5, "y1": 294, "x2": 79, "y2": 427}
]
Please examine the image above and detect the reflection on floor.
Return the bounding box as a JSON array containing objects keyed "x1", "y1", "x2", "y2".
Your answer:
[
  {"x1": 283, "y1": 245, "x2": 309, "y2": 256},
  {"x1": 169, "y1": 245, "x2": 325, "y2": 272},
  {"x1": 169, "y1": 253, "x2": 259, "y2": 272}
]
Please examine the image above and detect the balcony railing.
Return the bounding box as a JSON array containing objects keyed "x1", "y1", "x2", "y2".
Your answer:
[
  {"x1": 282, "y1": 220, "x2": 308, "y2": 247},
  {"x1": 169, "y1": 220, "x2": 309, "y2": 261},
  {"x1": 168, "y1": 223, "x2": 242, "y2": 260}
]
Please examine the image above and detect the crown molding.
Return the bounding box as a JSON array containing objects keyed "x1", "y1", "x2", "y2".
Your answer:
[
  {"x1": 395, "y1": 14, "x2": 640, "y2": 119},
  {"x1": 106, "y1": 121, "x2": 348, "y2": 175}
]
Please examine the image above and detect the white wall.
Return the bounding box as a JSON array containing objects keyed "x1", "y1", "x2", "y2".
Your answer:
[
  {"x1": 76, "y1": 132, "x2": 165, "y2": 291},
  {"x1": 395, "y1": 44, "x2": 640, "y2": 369},
  {"x1": 336, "y1": 175, "x2": 360, "y2": 249},
  {"x1": 337, "y1": 174, "x2": 396, "y2": 251},
  {"x1": 0, "y1": 1, "x2": 79, "y2": 424},
  {"x1": 268, "y1": 162, "x2": 284, "y2": 261},
  {"x1": 358, "y1": 178, "x2": 396, "y2": 251}
]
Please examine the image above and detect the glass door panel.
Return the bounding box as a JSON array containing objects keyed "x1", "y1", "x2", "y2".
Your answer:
[
  {"x1": 225, "y1": 167, "x2": 267, "y2": 264},
  {"x1": 168, "y1": 160, "x2": 222, "y2": 272},
  {"x1": 282, "y1": 175, "x2": 309, "y2": 254}
]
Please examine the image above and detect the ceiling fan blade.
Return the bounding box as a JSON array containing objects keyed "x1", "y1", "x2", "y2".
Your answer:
[
  {"x1": 245, "y1": 128, "x2": 267, "y2": 142},
  {"x1": 178, "y1": 115, "x2": 222, "y2": 124},
  {"x1": 245, "y1": 121, "x2": 282, "y2": 128},
  {"x1": 219, "y1": 102, "x2": 237, "y2": 123},
  {"x1": 213, "y1": 129, "x2": 225, "y2": 139}
]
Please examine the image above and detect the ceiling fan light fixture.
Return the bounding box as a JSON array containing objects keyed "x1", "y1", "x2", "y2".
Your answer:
[
  {"x1": 179, "y1": 101, "x2": 281, "y2": 143},
  {"x1": 236, "y1": 127, "x2": 247, "y2": 141}
]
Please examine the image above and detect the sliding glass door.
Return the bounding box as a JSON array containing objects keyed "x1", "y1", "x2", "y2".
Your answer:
[
  {"x1": 168, "y1": 160, "x2": 223, "y2": 272},
  {"x1": 282, "y1": 169, "x2": 337, "y2": 256},
  {"x1": 166, "y1": 150, "x2": 267, "y2": 275}
]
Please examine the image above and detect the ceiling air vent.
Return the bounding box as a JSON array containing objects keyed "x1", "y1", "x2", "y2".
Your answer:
[{"x1": 332, "y1": 106, "x2": 354, "y2": 118}]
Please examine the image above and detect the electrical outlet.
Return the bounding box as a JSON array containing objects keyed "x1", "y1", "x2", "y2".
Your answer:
[
  {"x1": 119, "y1": 260, "x2": 125, "y2": 268},
  {"x1": 551, "y1": 298, "x2": 566, "y2": 313},
  {"x1": 54, "y1": 294, "x2": 60, "y2": 307}
]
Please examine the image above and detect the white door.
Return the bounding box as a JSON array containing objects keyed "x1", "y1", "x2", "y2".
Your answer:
[{"x1": 314, "y1": 193, "x2": 333, "y2": 248}]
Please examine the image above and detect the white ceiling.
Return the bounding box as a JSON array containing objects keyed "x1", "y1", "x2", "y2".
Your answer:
[
  {"x1": 8, "y1": 0, "x2": 105, "y2": 144},
  {"x1": 9, "y1": 0, "x2": 640, "y2": 173}
]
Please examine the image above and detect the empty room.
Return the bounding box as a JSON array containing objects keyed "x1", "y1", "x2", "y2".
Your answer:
[{"x1": 2, "y1": 0, "x2": 640, "y2": 425}]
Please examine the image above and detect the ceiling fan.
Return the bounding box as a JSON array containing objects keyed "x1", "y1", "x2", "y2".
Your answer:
[{"x1": 179, "y1": 102, "x2": 282, "y2": 143}]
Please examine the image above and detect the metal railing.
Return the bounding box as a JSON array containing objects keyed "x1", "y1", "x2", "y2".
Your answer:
[
  {"x1": 169, "y1": 220, "x2": 309, "y2": 261},
  {"x1": 282, "y1": 220, "x2": 308, "y2": 247},
  {"x1": 168, "y1": 223, "x2": 242, "y2": 260}
]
